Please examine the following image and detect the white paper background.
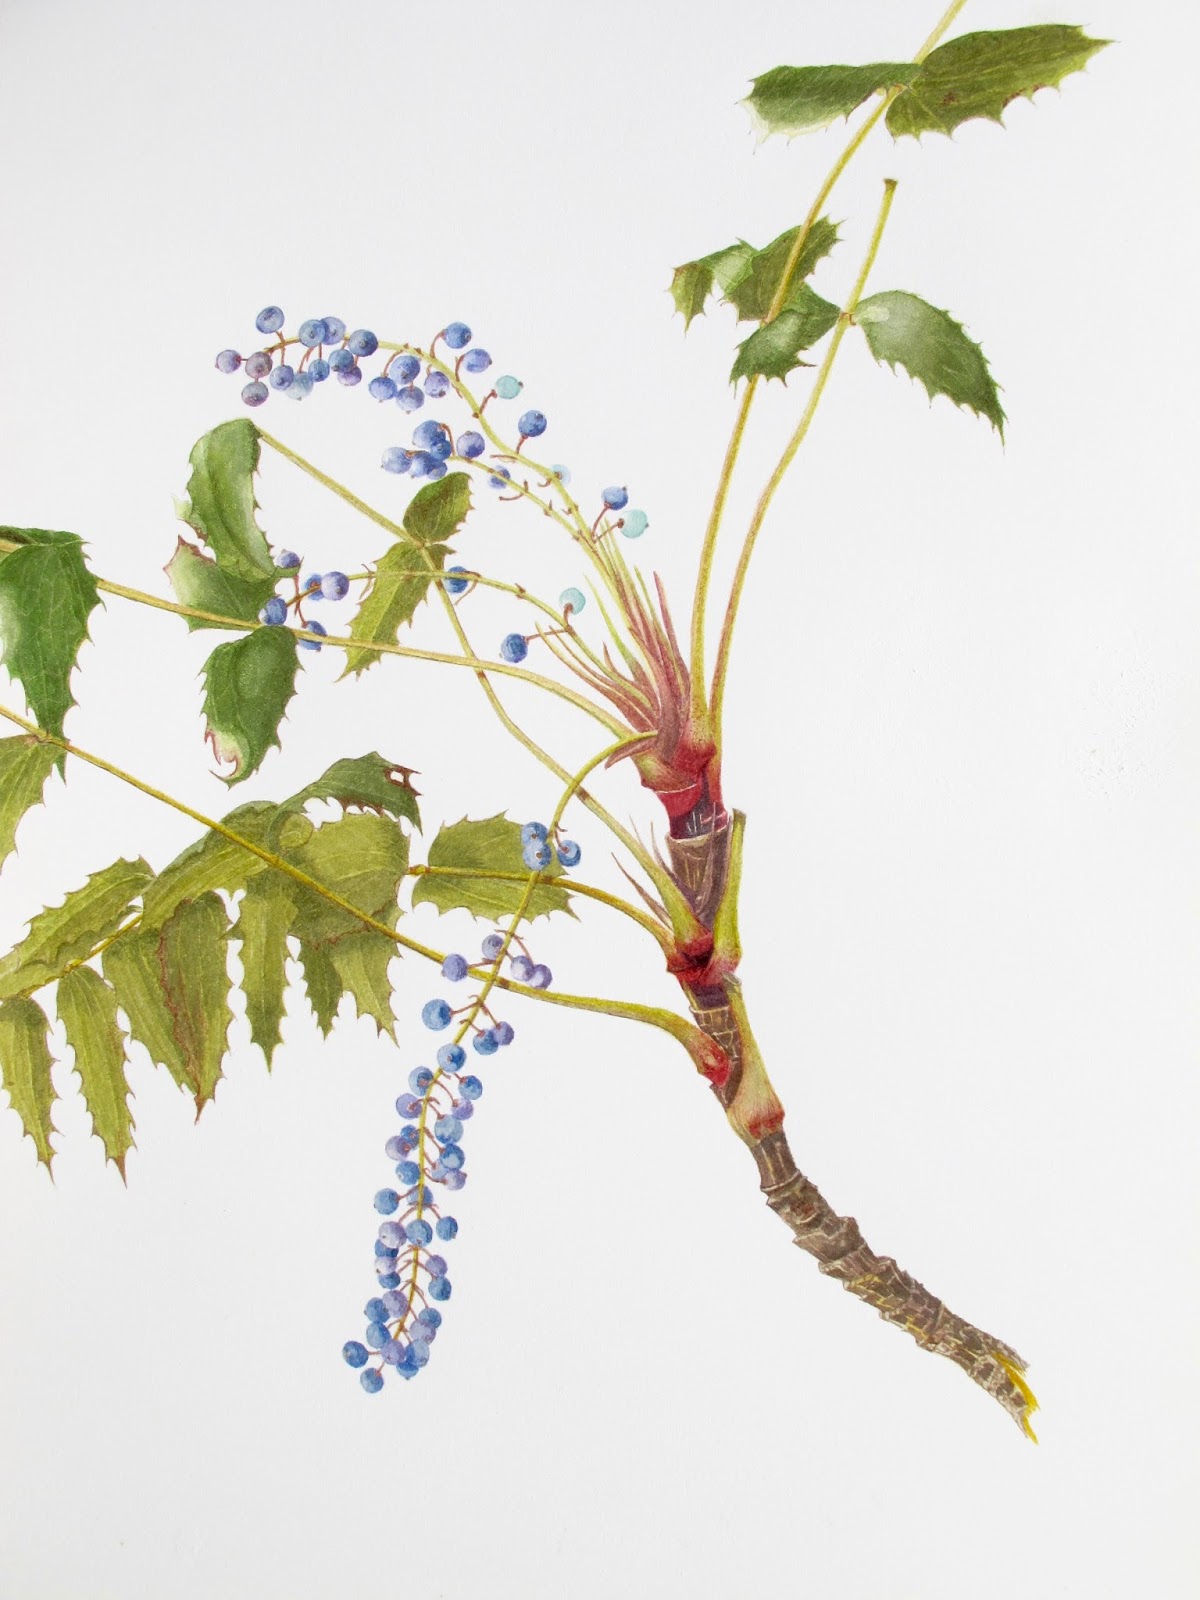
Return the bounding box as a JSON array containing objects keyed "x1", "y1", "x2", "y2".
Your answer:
[{"x1": 1, "y1": 1, "x2": 1196, "y2": 1595}]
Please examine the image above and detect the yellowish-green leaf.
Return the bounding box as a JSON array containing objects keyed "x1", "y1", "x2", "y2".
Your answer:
[
  {"x1": 886, "y1": 26, "x2": 1110, "y2": 140},
  {"x1": 103, "y1": 924, "x2": 193, "y2": 1093},
  {"x1": 855, "y1": 290, "x2": 1005, "y2": 435},
  {"x1": 158, "y1": 894, "x2": 233, "y2": 1111},
  {"x1": 670, "y1": 242, "x2": 756, "y2": 330},
  {"x1": 299, "y1": 938, "x2": 342, "y2": 1036},
  {"x1": 401, "y1": 473, "x2": 472, "y2": 545},
  {"x1": 327, "y1": 916, "x2": 399, "y2": 1038},
  {"x1": 412, "y1": 815, "x2": 572, "y2": 923},
  {"x1": 287, "y1": 812, "x2": 409, "y2": 946},
  {"x1": 233, "y1": 873, "x2": 296, "y2": 1066},
  {"x1": 139, "y1": 802, "x2": 299, "y2": 930},
  {"x1": 56, "y1": 965, "x2": 134, "y2": 1176},
  {"x1": 342, "y1": 542, "x2": 450, "y2": 677},
  {"x1": 177, "y1": 419, "x2": 275, "y2": 582},
  {"x1": 0, "y1": 857, "x2": 153, "y2": 1002},
  {"x1": 0, "y1": 995, "x2": 57, "y2": 1169},
  {"x1": 0, "y1": 735, "x2": 59, "y2": 872}
]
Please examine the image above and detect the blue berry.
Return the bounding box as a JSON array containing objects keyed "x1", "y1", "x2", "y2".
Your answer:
[
  {"x1": 395, "y1": 1160, "x2": 421, "y2": 1186},
  {"x1": 408, "y1": 1067, "x2": 433, "y2": 1094},
  {"x1": 382, "y1": 1289, "x2": 407, "y2": 1317},
  {"x1": 559, "y1": 587, "x2": 586, "y2": 616},
  {"x1": 422, "y1": 998, "x2": 452, "y2": 1031},
  {"x1": 424, "y1": 370, "x2": 450, "y2": 399},
  {"x1": 409, "y1": 1320, "x2": 435, "y2": 1346},
  {"x1": 452, "y1": 1097, "x2": 474, "y2": 1120},
  {"x1": 428, "y1": 434, "x2": 453, "y2": 463},
  {"x1": 418, "y1": 1307, "x2": 443, "y2": 1330},
  {"x1": 413, "y1": 419, "x2": 447, "y2": 449},
  {"x1": 245, "y1": 350, "x2": 273, "y2": 379},
  {"x1": 395, "y1": 1092, "x2": 422, "y2": 1118},
  {"x1": 488, "y1": 468, "x2": 512, "y2": 490},
  {"x1": 521, "y1": 821, "x2": 549, "y2": 844},
  {"x1": 258, "y1": 596, "x2": 288, "y2": 626},
  {"x1": 241, "y1": 381, "x2": 269, "y2": 407},
  {"x1": 443, "y1": 322, "x2": 472, "y2": 349},
  {"x1": 621, "y1": 509, "x2": 649, "y2": 539},
  {"x1": 365, "y1": 1320, "x2": 389, "y2": 1349},
  {"x1": 268, "y1": 364, "x2": 295, "y2": 390},
  {"x1": 445, "y1": 566, "x2": 470, "y2": 596},
  {"x1": 550, "y1": 463, "x2": 571, "y2": 485},
  {"x1": 323, "y1": 316, "x2": 347, "y2": 343},
  {"x1": 393, "y1": 353, "x2": 420, "y2": 383},
  {"x1": 364, "y1": 1296, "x2": 388, "y2": 1323},
  {"x1": 439, "y1": 1143, "x2": 465, "y2": 1170},
  {"x1": 382, "y1": 446, "x2": 413, "y2": 474},
  {"x1": 374, "y1": 1189, "x2": 400, "y2": 1215},
  {"x1": 495, "y1": 374, "x2": 522, "y2": 400},
  {"x1": 347, "y1": 328, "x2": 379, "y2": 357},
  {"x1": 428, "y1": 1275, "x2": 452, "y2": 1302},
  {"x1": 299, "y1": 620, "x2": 327, "y2": 650},
  {"x1": 602, "y1": 485, "x2": 629, "y2": 510},
  {"x1": 443, "y1": 1170, "x2": 467, "y2": 1191},
  {"x1": 298, "y1": 318, "x2": 328, "y2": 347},
  {"x1": 378, "y1": 1221, "x2": 405, "y2": 1248},
  {"x1": 404, "y1": 1183, "x2": 435, "y2": 1206},
  {"x1": 436, "y1": 1042, "x2": 466, "y2": 1071},
  {"x1": 301, "y1": 574, "x2": 322, "y2": 600},
  {"x1": 557, "y1": 840, "x2": 581, "y2": 867},
  {"x1": 509, "y1": 954, "x2": 534, "y2": 983},
  {"x1": 434, "y1": 1114, "x2": 463, "y2": 1142},
  {"x1": 320, "y1": 571, "x2": 350, "y2": 601},
  {"x1": 215, "y1": 349, "x2": 242, "y2": 374},
  {"x1": 384, "y1": 1134, "x2": 407, "y2": 1161},
  {"x1": 409, "y1": 451, "x2": 436, "y2": 478},
  {"x1": 493, "y1": 1021, "x2": 515, "y2": 1046},
  {"x1": 481, "y1": 933, "x2": 505, "y2": 960},
  {"x1": 381, "y1": 1338, "x2": 408, "y2": 1366},
  {"x1": 369, "y1": 374, "x2": 397, "y2": 402},
  {"x1": 342, "y1": 1340, "x2": 369, "y2": 1368},
  {"x1": 441, "y1": 953, "x2": 470, "y2": 982},
  {"x1": 377, "y1": 1270, "x2": 401, "y2": 1290},
  {"x1": 472, "y1": 1030, "x2": 499, "y2": 1057},
  {"x1": 425, "y1": 1257, "x2": 449, "y2": 1283},
  {"x1": 328, "y1": 347, "x2": 356, "y2": 373},
  {"x1": 276, "y1": 549, "x2": 301, "y2": 569},
  {"x1": 426, "y1": 462, "x2": 448, "y2": 481},
  {"x1": 406, "y1": 1218, "x2": 433, "y2": 1246},
  {"x1": 460, "y1": 1075, "x2": 483, "y2": 1100},
  {"x1": 500, "y1": 633, "x2": 528, "y2": 664},
  {"x1": 360, "y1": 1368, "x2": 384, "y2": 1394},
  {"x1": 518, "y1": 409, "x2": 547, "y2": 438},
  {"x1": 374, "y1": 1237, "x2": 399, "y2": 1258},
  {"x1": 255, "y1": 306, "x2": 285, "y2": 334},
  {"x1": 435, "y1": 1215, "x2": 459, "y2": 1241},
  {"x1": 286, "y1": 371, "x2": 314, "y2": 401},
  {"x1": 408, "y1": 1339, "x2": 432, "y2": 1368},
  {"x1": 456, "y1": 430, "x2": 485, "y2": 458},
  {"x1": 309, "y1": 358, "x2": 330, "y2": 382},
  {"x1": 529, "y1": 963, "x2": 553, "y2": 989},
  {"x1": 337, "y1": 365, "x2": 362, "y2": 387},
  {"x1": 462, "y1": 348, "x2": 491, "y2": 373},
  {"x1": 522, "y1": 839, "x2": 552, "y2": 871}
]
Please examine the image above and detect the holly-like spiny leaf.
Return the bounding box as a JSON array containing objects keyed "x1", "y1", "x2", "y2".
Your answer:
[
  {"x1": 56, "y1": 965, "x2": 135, "y2": 1176},
  {"x1": 139, "y1": 802, "x2": 312, "y2": 930},
  {"x1": 201, "y1": 624, "x2": 299, "y2": 785},
  {"x1": 401, "y1": 472, "x2": 472, "y2": 545},
  {"x1": 0, "y1": 735, "x2": 59, "y2": 873},
  {"x1": 855, "y1": 290, "x2": 1005, "y2": 435},
  {"x1": 177, "y1": 419, "x2": 276, "y2": 583},
  {"x1": 342, "y1": 541, "x2": 450, "y2": 678},
  {"x1": 282, "y1": 752, "x2": 421, "y2": 831},
  {"x1": 0, "y1": 857, "x2": 153, "y2": 1003},
  {"x1": 233, "y1": 872, "x2": 296, "y2": 1066},
  {"x1": 326, "y1": 917, "x2": 399, "y2": 1038},
  {"x1": 0, "y1": 996, "x2": 57, "y2": 1169},
  {"x1": 164, "y1": 536, "x2": 278, "y2": 632},
  {"x1": 744, "y1": 62, "x2": 918, "y2": 139},
  {"x1": 723, "y1": 218, "x2": 840, "y2": 323},
  {"x1": 412, "y1": 814, "x2": 573, "y2": 923},
  {"x1": 730, "y1": 286, "x2": 841, "y2": 383},
  {"x1": 287, "y1": 812, "x2": 410, "y2": 947},
  {"x1": 670, "y1": 242, "x2": 756, "y2": 330},
  {"x1": 886, "y1": 26, "x2": 1110, "y2": 140},
  {"x1": 0, "y1": 527, "x2": 100, "y2": 748}
]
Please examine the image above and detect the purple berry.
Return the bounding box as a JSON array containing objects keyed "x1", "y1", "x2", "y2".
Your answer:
[
  {"x1": 441, "y1": 953, "x2": 470, "y2": 982},
  {"x1": 337, "y1": 365, "x2": 362, "y2": 387},
  {"x1": 255, "y1": 306, "x2": 285, "y2": 334},
  {"x1": 482, "y1": 933, "x2": 505, "y2": 960},
  {"x1": 528, "y1": 963, "x2": 553, "y2": 988},
  {"x1": 424, "y1": 370, "x2": 450, "y2": 399},
  {"x1": 245, "y1": 350, "x2": 272, "y2": 379},
  {"x1": 241, "y1": 381, "x2": 269, "y2": 407},
  {"x1": 215, "y1": 349, "x2": 242, "y2": 374},
  {"x1": 493, "y1": 1021, "x2": 515, "y2": 1046}
]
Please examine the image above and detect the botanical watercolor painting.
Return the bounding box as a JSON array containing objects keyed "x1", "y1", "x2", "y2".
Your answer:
[{"x1": 1, "y1": 1, "x2": 1195, "y2": 1596}]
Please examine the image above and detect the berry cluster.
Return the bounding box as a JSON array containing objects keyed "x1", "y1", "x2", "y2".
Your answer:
[
  {"x1": 520, "y1": 819, "x2": 580, "y2": 873},
  {"x1": 252, "y1": 547, "x2": 357, "y2": 652}
]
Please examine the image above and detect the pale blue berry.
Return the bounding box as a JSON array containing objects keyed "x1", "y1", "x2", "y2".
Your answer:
[
  {"x1": 382, "y1": 446, "x2": 413, "y2": 473},
  {"x1": 408, "y1": 1067, "x2": 433, "y2": 1094},
  {"x1": 522, "y1": 839, "x2": 552, "y2": 871},
  {"x1": 434, "y1": 1115, "x2": 463, "y2": 1142},
  {"x1": 360, "y1": 1368, "x2": 385, "y2": 1394},
  {"x1": 482, "y1": 933, "x2": 505, "y2": 960},
  {"x1": 436, "y1": 1042, "x2": 466, "y2": 1071},
  {"x1": 495, "y1": 375, "x2": 522, "y2": 400},
  {"x1": 286, "y1": 371, "x2": 314, "y2": 400},
  {"x1": 268, "y1": 364, "x2": 295, "y2": 390},
  {"x1": 550, "y1": 463, "x2": 571, "y2": 485},
  {"x1": 621, "y1": 509, "x2": 649, "y2": 539},
  {"x1": 509, "y1": 954, "x2": 534, "y2": 983},
  {"x1": 560, "y1": 587, "x2": 586, "y2": 615},
  {"x1": 529, "y1": 963, "x2": 553, "y2": 989},
  {"x1": 395, "y1": 384, "x2": 424, "y2": 412}
]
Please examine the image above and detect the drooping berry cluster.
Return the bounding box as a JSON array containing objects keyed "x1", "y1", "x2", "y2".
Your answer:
[{"x1": 252, "y1": 547, "x2": 358, "y2": 653}]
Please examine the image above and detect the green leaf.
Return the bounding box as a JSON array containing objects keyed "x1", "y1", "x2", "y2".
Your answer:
[
  {"x1": 139, "y1": 801, "x2": 295, "y2": 929},
  {"x1": 0, "y1": 857, "x2": 153, "y2": 1002},
  {"x1": 670, "y1": 242, "x2": 756, "y2": 330},
  {"x1": 412, "y1": 815, "x2": 573, "y2": 923},
  {"x1": 201, "y1": 625, "x2": 299, "y2": 785},
  {"x1": 886, "y1": 26, "x2": 1110, "y2": 140},
  {"x1": 0, "y1": 996, "x2": 57, "y2": 1168},
  {"x1": 163, "y1": 536, "x2": 277, "y2": 632},
  {"x1": 855, "y1": 290, "x2": 1005, "y2": 435},
  {"x1": 342, "y1": 541, "x2": 449, "y2": 677},
  {"x1": 56, "y1": 965, "x2": 134, "y2": 1176},
  {"x1": 0, "y1": 527, "x2": 100, "y2": 746},
  {"x1": 745, "y1": 62, "x2": 918, "y2": 138},
  {"x1": 730, "y1": 286, "x2": 841, "y2": 383},
  {"x1": 288, "y1": 812, "x2": 410, "y2": 946},
  {"x1": 327, "y1": 918, "x2": 398, "y2": 1038},
  {"x1": 283, "y1": 751, "x2": 421, "y2": 830},
  {"x1": 233, "y1": 873, "x2": 296, "y2": 1066},
  {"x1": 723, "y1": 218, "x2": 840, "y2": 323},
  {"x1": 401, "y1": 473, "x2": 472, "y2": 545},
  {"x1": 104, "y1": 895, "x2": 233, "y2": 1108},
  {"x1": 177, "y1": 419, "x2": 275, "y2": 582},
  {"x1": 298, "y1": 938, "x2": 342, "y2": 1036},
  {"x1": 0, "y1": 735, "x2": 59, "y2": 872}
]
